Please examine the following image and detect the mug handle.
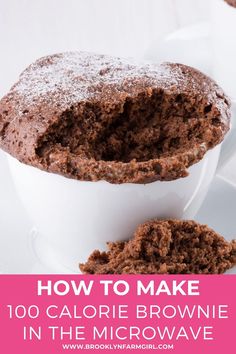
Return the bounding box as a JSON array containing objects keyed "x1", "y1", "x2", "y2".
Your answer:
[{"x1": 217, "y1": 100, "x2": 236, "y2": 171}]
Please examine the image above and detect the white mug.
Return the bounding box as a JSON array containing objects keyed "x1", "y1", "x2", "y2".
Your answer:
[{"x1": 5, "y1": 102, "x2": 236, "y2": 273}]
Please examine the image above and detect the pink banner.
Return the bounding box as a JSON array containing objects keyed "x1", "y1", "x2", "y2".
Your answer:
[{"x1": 0, "y1": 275, "x2": 235, "y2": 353}]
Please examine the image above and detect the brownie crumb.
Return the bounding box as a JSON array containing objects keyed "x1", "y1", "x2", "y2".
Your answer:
[
  {"x1": 79, "y1": 220, "x2": 236, "y2": 274},
  {"x1": 224, "y1": 0, "x2": 236, "y2": 8}
]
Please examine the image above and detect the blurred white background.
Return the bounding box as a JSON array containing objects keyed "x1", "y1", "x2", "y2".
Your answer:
[{"x1": 0, "y1": 0, "x2": 209, "y2": 96}]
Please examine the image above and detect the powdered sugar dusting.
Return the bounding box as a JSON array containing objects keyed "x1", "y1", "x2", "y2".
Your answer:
[
  {"x1": 15, "y1": 51, "x2": 180, "y2": 113},
  {"x1": 0, "y1": 51, "x2": 230, "y2": 184}
]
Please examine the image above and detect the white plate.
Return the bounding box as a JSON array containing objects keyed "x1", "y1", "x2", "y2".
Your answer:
[{"x1": 0, "y1": 23, "x2": 235, "y2": 274}]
